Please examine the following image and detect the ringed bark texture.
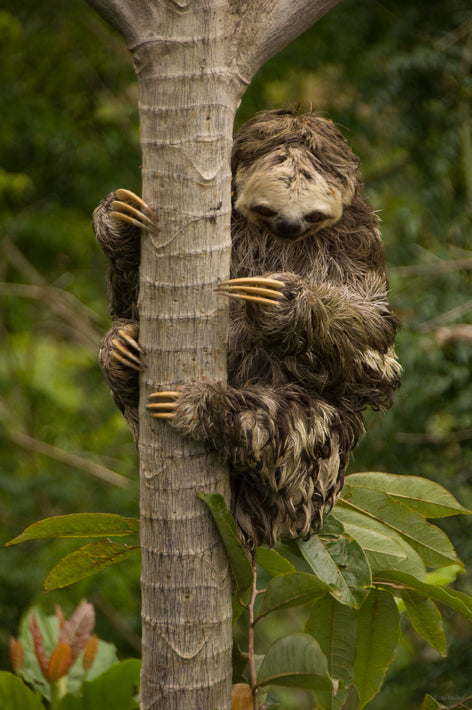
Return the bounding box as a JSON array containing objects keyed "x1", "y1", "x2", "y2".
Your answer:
[{"x1": 133, "y1": 10, "x2": 240, "y2": 709}]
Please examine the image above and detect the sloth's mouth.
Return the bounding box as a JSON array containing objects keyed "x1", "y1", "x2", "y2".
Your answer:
[{"x1": 271, "y1": 227, "x2": 312, "y2": 243}]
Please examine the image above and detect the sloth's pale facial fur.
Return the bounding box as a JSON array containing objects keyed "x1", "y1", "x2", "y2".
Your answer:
[{"x1": 234, "y1": 147, "x2": 354, "y2": 242}]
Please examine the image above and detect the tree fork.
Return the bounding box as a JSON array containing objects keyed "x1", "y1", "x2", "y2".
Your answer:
[{"x1": 85, "y1": 1, "x2": 343, "y2": 708}]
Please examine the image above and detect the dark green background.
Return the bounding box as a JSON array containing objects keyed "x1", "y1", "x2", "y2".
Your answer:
[{"x1": 1, "y1": 1, "x2": 471, "y2": 706}]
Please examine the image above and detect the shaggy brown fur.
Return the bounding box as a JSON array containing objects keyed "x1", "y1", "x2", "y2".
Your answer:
[{"x1": 94, "y1": 108, "x2": 401, "y2": 548}]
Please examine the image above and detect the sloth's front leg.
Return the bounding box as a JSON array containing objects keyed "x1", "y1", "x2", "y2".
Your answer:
[
  {"x1": 94, "y1": 189, "x2": 160, "y2": 321},
  {"x1": 216, "y1": 273, "x2": 309, "y2": 355},
  {"x1": 216, "y1": 276, "x2": 286, "y2": 306},
  {"x1": 94, "y1": 188, "x2": 160, "y2": 259},
  {"x1": 217, "y1": 273, "x2": 398, "y2": 361}
]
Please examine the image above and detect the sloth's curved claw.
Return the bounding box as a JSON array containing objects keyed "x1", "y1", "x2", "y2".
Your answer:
[
  {"x1": 110, "y1": 189, "x2": 160, "y2": 236},
  {"x1": 146, "y1": 390, "x2": 180, "y2": 419},
  {"x1": 110, "y1": 328, "x2": 144, "y2": 372},
  {"x1": 215, "y1": 276, "x2": 286, "y2": 306}
]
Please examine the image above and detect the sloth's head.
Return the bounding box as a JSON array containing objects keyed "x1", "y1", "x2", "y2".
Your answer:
[{"x1": 232, "y1": 109, "x2": 360, "y2": 242}]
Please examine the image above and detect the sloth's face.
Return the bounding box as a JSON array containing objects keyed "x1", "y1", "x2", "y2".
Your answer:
[{"x1": 234, "y1": 147, "x2": 353, "y2": 242}]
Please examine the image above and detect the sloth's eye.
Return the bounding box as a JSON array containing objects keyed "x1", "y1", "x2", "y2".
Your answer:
[
  {"x1": 252, "y1": 205, "x2": 277, "y2": 218},
  {"x1": 305, "y1": 210, "x2": 327, "y2": 223}
]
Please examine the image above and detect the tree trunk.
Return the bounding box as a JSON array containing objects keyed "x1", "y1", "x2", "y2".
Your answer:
[{"x1": 85, "y1": 2, "x2": 343, "y2": 708}]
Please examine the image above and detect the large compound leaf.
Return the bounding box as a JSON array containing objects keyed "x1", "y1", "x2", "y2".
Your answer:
[
  {"x1": 346, "y1": 472, "x2": 471, "y2": 518},
  {"x1": 353, "y1": 589, "x2": 400, "y2": 710},
  {"x1": 17, "y1": 606, "x2": 119, "y2": 700},
  {"x1": 0, "y1": 672, "x2": 44, "y2": 710},
  {"x1": 297, "y1": 534, "x2": 371, "y2": 608},
  {"x1": 44, "y1": 542, "x2": 140, "y2": 591},
  {"x1": 257, "y1": 634, "x2": 334, "y2": 692},
  {"x1": 198, "y1": 493, "x2": 253, "y2": 594},
  {"x1": 305, "y1": 596, "x2": 357, "y2": 710},
  {"x1": 401, "y1": 591, "x2": 447, "y2": 656},
  {"x1": 259, "y1": 572, "x2": 329, "y2": 618},
  {"x1": 338, "y1": 485, "x2": 460, "y2": 568},
  {"x1": 59, "y1": 659, "x2": 140, "y2": 710},
  {"x1": 6, "y1": 514, "x2": 140, "y2": 545}
]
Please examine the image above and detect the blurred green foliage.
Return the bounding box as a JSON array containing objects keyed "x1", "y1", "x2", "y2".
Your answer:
[{"x1": 0, "y1": 0, "x2": 471, "y2": 707}]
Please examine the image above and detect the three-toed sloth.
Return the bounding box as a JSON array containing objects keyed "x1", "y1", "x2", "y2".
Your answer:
[{"x1": 94, "y1": 108, "x2": 401, "y2": 549}]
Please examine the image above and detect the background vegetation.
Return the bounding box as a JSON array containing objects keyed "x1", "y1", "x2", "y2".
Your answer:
[{"x1": 0, "y1": 0, "x2": 471, "y2": 707}]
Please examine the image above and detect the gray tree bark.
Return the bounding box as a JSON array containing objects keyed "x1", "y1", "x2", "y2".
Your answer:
[{"x1": 85, "y1": 2, "x2": 342, "y2": 708}]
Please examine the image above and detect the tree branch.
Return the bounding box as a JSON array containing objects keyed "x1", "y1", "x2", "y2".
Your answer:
[
  {"x1": 5, "y1": 427, "x2": 133, "y2": 489},
  {"x1": 85, "y1": 0, "x2": 161, "y2": 44},
  {"x1": 231, "y1": 0, "x2": 344, "y2": 79}
]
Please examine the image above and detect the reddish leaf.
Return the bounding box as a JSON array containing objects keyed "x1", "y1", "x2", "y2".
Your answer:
[
  {"x1": 232, "y1": 683, "x2": 254, "y2": 709},
  {"x1": 59, "y1": 599, "x2": 95, "y2": 664},
  {"x1": 46, "y1": 641, "x2": 71, "y2": 682},
  {"x1": 55, "y1": 605, "x2": 65, "y2": 632},
  {"x1": 29, "y1": 613, "x2": 48, "y2": 679},
  {"x1": 9, "y1": 637, "x2": 24, "y2": 672},
  {"x1": 82, "y1": 634, "x2": 98, "y2": 671}
]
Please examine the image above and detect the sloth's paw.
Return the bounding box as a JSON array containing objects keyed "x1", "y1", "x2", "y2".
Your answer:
[
  {"x1": 215, "y1": 276, "x2": 286, "y2": 306},
  {"x1": 146, "y1": 390, "x2": 180, "y2": 419},
  {"x1": 111, "y1": 189, "x2": 160, "y2": 236},
  {"x1": 109, "y1": 323, "x2": 144, "y2": 373}
]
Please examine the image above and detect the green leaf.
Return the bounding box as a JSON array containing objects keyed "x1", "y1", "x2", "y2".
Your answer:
[
  {"x1": 338, "y1": 486, "x2": 461, "y2": 568},
  {"x1": 58, "y1": 659, "x2": 141, "y2": 710},
  {"x1": 306, "y1": 596, "x2": 357, "y2": 710},
  {"x1": 346, "y1": 472, "x2": 471, "y2": 518},
  {"x1": 320, "y1": 515, "x2": 345, "y2": 536},
  {"x1": 401, "y1": 591, "x2": 446, "y2": 656},
  {"x1": 353, "y1": 589, "x2": 400, "y2": 710},
  {"x1": 44, "y1": 541, "x2": 140, "y2": 591},
  {"x1": 421, "y1": 694, "x2": 446, "y2": 710},
  {"x1": 6, "y1": 514, "x2": 140, "y2": 546},
  {"x1": 0, "y1": 672, "x2": 45, "y2": 710},
  {"x1": 259, "y1": 572, "x2": 329, "y2": 617},
  {"x1": 374, "y1": 570, "x2": 472, "y2": 623},
  {"x1": 426, "y1": 564, "x2": 463, "y2": 586},
  {"x1": 256, "y1": 547, "x2": 296, "y2": 577},
  {"x1": 257, "y1": 634, "x2": 334, "y2": 692},
  {"x1": 334, "y1": 506, "x2": 427, "y2": 580},
  {"x1": 298, "y1": 534, "x2": 371, "y2": 608},
  {"x1": 336, "y1": 520, "x2": 406, "y2": 571},
  {"x1": 198, "y1": 493, "x2": 253, "y2": 593}
]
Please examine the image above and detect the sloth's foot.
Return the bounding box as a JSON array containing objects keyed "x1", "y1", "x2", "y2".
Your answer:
[
  {"x1": 146, "y1": 390, "x2": 180, "y2": 419},
  {"x1": 110, "y1": 323, "x2": 144, "y2": 373},
  {"x1": 111, "y1": 189, "x2": 160, "y2": 236},
  {"x1": 215, "y1": 276, "x2": 286, "y2": 305}
]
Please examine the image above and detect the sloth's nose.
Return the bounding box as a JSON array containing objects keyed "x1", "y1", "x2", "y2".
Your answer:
[{"x1": 274, "y1": 218, "x2": 304, "y2": 239}]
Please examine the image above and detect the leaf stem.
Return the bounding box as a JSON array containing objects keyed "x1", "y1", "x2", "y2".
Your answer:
[
  {"x1": 50, "y1": 682, "x2": 59, "y2": 710},
  {"x1": 248, "y1": 553, "x2": 259, "y2": 710}
]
